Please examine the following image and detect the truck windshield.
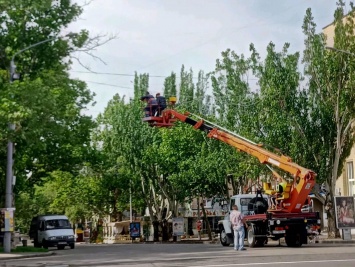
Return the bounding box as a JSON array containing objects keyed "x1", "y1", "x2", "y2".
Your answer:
[{"x1": 45, "y1": 219, "x2": 71, "y2": 230}]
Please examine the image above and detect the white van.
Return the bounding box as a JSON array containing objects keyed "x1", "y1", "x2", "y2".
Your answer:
[{"x1": 29, "y1": 215, "x2": 75, "y2": 250}]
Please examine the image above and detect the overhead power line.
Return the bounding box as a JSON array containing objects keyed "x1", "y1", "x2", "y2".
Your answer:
[
  {"x1": 85, "y1": 81, "x2": 132, "y2": 89},
  {"x1": 72, "y1": 70, "x2": 259, "y2": 81},
  {"x1": 71, "y1": 70, "x2": 178, "y2": 78}
]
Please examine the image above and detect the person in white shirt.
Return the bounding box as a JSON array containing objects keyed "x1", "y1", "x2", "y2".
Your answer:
[{"x1": 230, "y1": 204, "x2": 246, "y2": 251}]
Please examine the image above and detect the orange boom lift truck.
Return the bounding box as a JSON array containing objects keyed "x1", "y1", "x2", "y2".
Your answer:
[{"x1": 142, "y1": 97, "x2": 321, "y2": 247}]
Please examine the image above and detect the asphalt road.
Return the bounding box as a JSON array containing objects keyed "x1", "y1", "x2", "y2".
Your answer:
[{"x1": 2, "y1": 242, "x2": 355, "y2": 267}]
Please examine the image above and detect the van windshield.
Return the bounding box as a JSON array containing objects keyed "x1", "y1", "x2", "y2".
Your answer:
[{"x1": 45, "y1": 219, "x2": 71, "y2": 230}]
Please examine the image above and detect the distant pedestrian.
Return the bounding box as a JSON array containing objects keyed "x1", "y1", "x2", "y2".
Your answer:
[
  {"x1": 156, "y1": 93, "x2": 167, "y2": 115},
  {"x1": 230, "y1": 204, "x2": 246, "y2": 251}
]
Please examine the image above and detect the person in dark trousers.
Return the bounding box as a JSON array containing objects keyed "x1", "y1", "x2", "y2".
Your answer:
[
  {"x1": 156, "y1": 93, "x2": 167, "y2": 115},
  {"x1": 141, "y1": 95, "x2": 158, "y2": 117}
]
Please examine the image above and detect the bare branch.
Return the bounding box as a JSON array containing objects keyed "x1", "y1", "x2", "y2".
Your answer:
[
  {"x1": 83, "y1": 51, "x2": 107, "y2": 65},
  {"x1": 69, "y1": 33, "x2": 117, "y2": 68},
  {"x1": 71, "y1": 55, "x2": 92, "y2": 72},
  {"x1": 81, "y1": 0, "x2": 94, "y2": 8},
  {"x1": 73, "y1": 33, "x2": 118, "y2": 53}
]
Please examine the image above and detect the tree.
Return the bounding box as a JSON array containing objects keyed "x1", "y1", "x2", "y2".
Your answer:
[
  {"x1": 302, "y1": 1, "x2": 355, "y2": 237},
  {"x1": 133, "y1": 72, "x2": 150, "y2": 99},
  {"x1": 210, "y1": 49, "x2": 264, "y2": 193},
  {"x1": 0, "y1": 1, "x2": 113, "y2": 230},
  {"x1": 163, "y1": 72, "x2": 177, "y2": 98}
]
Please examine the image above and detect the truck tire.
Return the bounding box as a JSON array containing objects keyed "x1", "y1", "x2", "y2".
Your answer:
[
  {"x1": 220, "y1": 228, "x2": 231, "y2": 247},
  {"x1": 247, "y1": 225, "x2": 266, "y2": 247},
  {"x1": 285, "y1": 233, "x2": 302, "y2": 247},
  {"x1": 70, "y1": 243, "x2": 75, "y2": 249},
  {"x1": 247, "y1": 225, "x2": 256, "y2": 247}
]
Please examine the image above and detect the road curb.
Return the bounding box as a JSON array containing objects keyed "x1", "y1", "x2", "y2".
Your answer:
[
  {"x1": 114, "y1": 239, "x2": 219, "y2": 245},
  {"x1": 318, "y1": 239, "x2": 355, "y2": 244},
  {"x1": 1, "y1": 251, "x2": 55, "y2": 261}
]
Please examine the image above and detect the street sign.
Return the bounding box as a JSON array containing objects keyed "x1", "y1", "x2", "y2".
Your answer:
[
  {"x1": 0, "y1": 208, "x2": 15, "y2": 232},
  {"x1": 172, "y1": 217, "x2": 184, "y2": 236}
]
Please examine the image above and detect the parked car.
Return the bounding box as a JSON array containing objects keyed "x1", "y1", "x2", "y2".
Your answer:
[{"x1": 29, "y1": 215, "x2": 75, "y2": 250}]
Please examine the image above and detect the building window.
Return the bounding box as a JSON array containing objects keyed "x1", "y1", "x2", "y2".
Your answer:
[{"x1": 346, "y1": 161, "x2": 355, "y2": 196}]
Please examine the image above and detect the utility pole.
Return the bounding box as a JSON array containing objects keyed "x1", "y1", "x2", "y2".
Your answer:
[{"x1": 3, "y1": 37, "x2": 58, "y2": 253}]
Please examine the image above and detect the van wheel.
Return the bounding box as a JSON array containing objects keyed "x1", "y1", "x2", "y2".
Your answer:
[
  {"x1": 70, "y1": 243, "x2": 75, "y2": 249},
  {"x1": 57, "y1": 245, "x2": 65, "y2": 250},
  {"x1": 42, "y1": 240, "x2": 48, "y2": 249},
  {"x1": 34, "y1": 238, "x2": 41, "y2": 248}
]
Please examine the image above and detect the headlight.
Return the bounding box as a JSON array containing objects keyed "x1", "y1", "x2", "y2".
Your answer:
[
  {"x1": 48, "y1": 236, "x2": 56, "y2": 240},
  {"x1": 269, "y1": 220, "x2": 274, "y2": 226},
  {"x1": 276, "y1": 220, "x2": 281, "y2": 225},
  {"x1": 68, "y1": 235, "x2": 75, "y2": 239}
]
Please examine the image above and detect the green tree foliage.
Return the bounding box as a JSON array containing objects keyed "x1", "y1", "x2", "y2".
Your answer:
[
  {"x1": 133, "y1": 72, "x2": 150, "y2": 99},
  {"x1": 16, "y1": 170, "x2": 103, "y2": 233},
  {"x1": 0, "y1": 0, "x2": 101, "y2": 227},
  {"x1": 302, "y1": 1, "x2": 355, "y2": 237},
  {"x1": 179, "y1": 65, "x2": 195, "y2": 110},
  {"x1": 163, "y1": 72, "x2": 177, "y2": 98},
  {"x1": 249, "y1": 42, "x2": 317, "y2": 176},
  {"x1": 210, "y1": 49, "x2": 266, "y2": 192},
  {"x1": 95, "y1": 95, "x2": 151, "y2": 219}
]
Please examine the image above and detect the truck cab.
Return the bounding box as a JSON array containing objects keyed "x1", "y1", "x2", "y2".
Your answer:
[
  {"x1": 218, "y1": 193, "x2": 321, "y2": 248},
  {"x1": 29, "y1": 215, "x2": 75, "y2": 250},
  {"x1": 219, "y1": 194, "x2": 268, "y2": 246}
]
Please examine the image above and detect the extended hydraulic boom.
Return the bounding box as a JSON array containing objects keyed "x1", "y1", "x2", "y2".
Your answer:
[{"x1": 142, "y1": 109, "x2": 317, "y2": 213}]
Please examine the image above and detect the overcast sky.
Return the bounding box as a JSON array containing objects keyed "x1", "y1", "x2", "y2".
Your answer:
[{"x1": 68, "y1": 0, "x2": 341, "y2": 117}]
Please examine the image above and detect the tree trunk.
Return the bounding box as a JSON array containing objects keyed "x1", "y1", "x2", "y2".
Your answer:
[
  {"x1": 152, "y1": 220, "x2": 160, "y2": 242},
  {"x1": 200, "y1": 203, "x2": 212, "y2": 240},
  {"x1": 325, "y1": 190, "x2": 341, "y2": 238},
  {"x1": 161, "y1": 220, "x2": 169, "y2": 241}
]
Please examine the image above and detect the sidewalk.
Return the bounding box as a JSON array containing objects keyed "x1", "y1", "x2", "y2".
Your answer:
[
  {"x1": 317, "y1": 233, "x2": 355, "y2": 244},
  {"x1": 0, "y1": 251, "x2": 55, "y2": 261}
]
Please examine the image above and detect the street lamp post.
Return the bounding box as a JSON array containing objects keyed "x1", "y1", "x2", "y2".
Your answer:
[{"x1": 3, "y1": 37, "x2": 57, "y2": 253}]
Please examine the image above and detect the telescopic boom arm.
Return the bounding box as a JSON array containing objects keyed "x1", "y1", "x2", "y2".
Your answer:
[{"x1": 142, "y1": 109, "x2": 316, "y2": 213}]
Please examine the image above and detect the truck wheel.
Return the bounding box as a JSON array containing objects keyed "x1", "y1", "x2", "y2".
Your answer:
[
  {"x1": 285, "y1": 234, "x2": 302, "y2": 247},
  {"x1": 220, "y1": 229, "x2": 230, "y2": 247},
  {"x1": 247, "y1": 226, "x2": 256, "y2": 248},
  {"x1": 70, "y1": 243, "x2": 75, "y2": 249},
  {"x1": 256, "y1": 237, "x2": 267, "y2": 247}
]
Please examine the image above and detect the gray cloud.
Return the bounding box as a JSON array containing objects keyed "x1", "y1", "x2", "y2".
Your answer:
[{"x1": 69, "y1": 0, "x2": 338, "y2": 117}]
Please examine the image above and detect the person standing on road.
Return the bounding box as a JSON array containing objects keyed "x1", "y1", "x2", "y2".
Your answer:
[{"x1": 230, "y1": 204, "x2": 246, "y2": 251}]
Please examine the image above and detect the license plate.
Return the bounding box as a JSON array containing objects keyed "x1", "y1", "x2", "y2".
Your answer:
[
  {"x1": 58, "y1": 242, "x2": 67, "y2": 245},
  {"x1": 273, "y1": 230, "x2": 286, "y2": 234}
]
